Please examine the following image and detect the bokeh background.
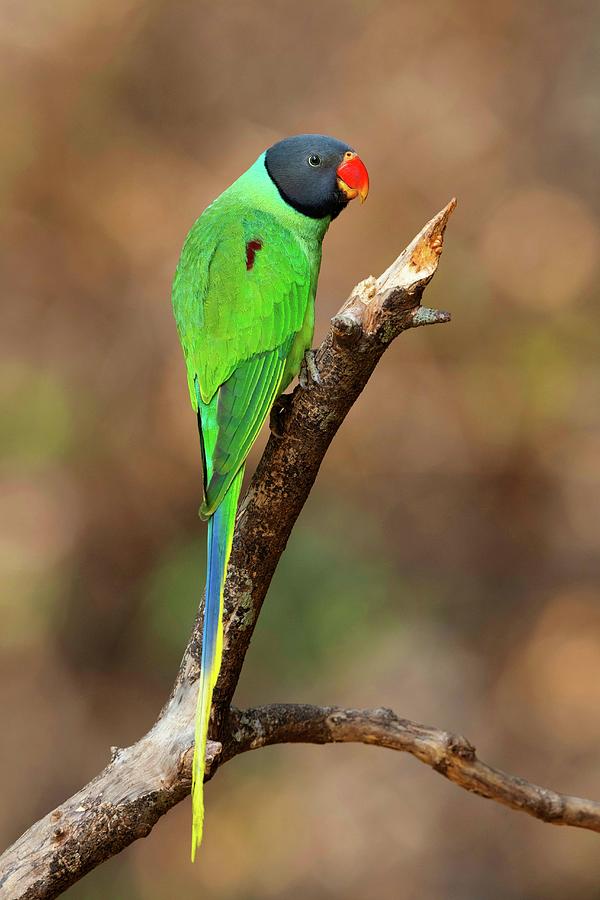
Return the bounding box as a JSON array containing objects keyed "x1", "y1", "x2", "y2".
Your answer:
[{"x1": 2, "y1": 1, "x2": 600, "y2": 897}]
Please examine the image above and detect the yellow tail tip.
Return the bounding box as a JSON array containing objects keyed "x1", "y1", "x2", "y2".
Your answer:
[
  {"x1": 191, "y1": 815, "x2": 204, "y2": 862},
  {"x1": 190, "y1": 778, "x2": 205, "y2": 862}
]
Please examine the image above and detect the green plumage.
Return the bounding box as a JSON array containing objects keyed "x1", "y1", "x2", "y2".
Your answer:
[{"x1": 172, "y1": 152, "x2": 331, "y2": 858}]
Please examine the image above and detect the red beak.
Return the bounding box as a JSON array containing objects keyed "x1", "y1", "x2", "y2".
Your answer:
[{"x1": 336, "y1": 151, "x2": 369, "y2": 204}]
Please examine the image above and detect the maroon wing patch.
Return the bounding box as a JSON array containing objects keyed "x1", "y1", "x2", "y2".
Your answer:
[{"x1": 245, "y1": 239, "x2": 263, "y2": 271}]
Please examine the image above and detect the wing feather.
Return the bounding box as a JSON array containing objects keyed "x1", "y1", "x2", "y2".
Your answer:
[
  {"x1": 173, "y1": 199, "x2": 312, "y2": 407},
  {"x1": 201, "y1": 344, "x2": 292, "y2": 516},
  {"x1": 173, "y1": 197, "x2": 316, "y2": 517}
]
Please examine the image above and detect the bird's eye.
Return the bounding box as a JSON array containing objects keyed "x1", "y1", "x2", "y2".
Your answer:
[{"x1": 307, "y1": 154, "x2": 321, "y2": 167}]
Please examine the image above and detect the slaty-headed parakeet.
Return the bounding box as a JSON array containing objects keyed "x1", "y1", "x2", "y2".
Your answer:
[{"x1": 172, "y1": 134, "x2": 369, "y2": 858}]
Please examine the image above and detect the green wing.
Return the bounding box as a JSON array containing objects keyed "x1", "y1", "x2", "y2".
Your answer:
[{"x1": 173, "y1": 200, "x2": 314, "y2": 515}]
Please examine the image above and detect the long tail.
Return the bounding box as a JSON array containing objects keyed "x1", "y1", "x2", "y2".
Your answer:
[{"x1": 191, "y1": 464, "x2": 244, "y2": 861}]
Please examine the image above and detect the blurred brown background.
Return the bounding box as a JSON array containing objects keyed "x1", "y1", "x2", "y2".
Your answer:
[{"x1": 2, "y1": 1, "x2": 600, "y2": 897}]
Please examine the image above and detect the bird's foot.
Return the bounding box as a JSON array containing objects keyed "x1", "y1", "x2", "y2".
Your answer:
[
  {"x1": 299, "y1": 349, "x2": 322, "y2": 389},
  {"x1": 269, "y1": 392, "x2": 293, "y2": 438}
]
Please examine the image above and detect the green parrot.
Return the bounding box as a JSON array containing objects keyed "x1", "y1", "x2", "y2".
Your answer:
[{"x1": 172, "y1": 134, "x2": 369, "y2": 859}]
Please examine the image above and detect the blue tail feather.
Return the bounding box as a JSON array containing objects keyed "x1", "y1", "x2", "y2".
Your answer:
[{"x1": 191, "y1": 465, "x2": 244, "y2": 861}]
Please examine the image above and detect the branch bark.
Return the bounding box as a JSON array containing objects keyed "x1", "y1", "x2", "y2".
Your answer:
[
  {"x1": 2, "y1": 200, "x2": 597, "y2": 900},
  {"x1": 225, "y1": 705, "x2": 600, "y2": 832}
]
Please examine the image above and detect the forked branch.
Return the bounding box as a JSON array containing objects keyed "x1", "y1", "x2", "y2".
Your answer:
[{"x1": 2, "y1": 200, "x2": 596, "y2": 900}]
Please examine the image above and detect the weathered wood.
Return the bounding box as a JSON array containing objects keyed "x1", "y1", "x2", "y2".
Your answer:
[
  {"x1": 1, "y1": 199, "x2": 455, "y2": 898},
  {"x1": 226, "y1": 704, "x2": 600, "y2": 832},
  {"x1": 8, "y1": 200, "x2": 597, "y2": 899}
]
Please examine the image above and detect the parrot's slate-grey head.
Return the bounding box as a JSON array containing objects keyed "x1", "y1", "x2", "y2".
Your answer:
[{"x1": 265, "y1": 133, "x2": 369, "y2": 221}]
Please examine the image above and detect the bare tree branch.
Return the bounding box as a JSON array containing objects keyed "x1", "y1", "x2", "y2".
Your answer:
[
  {"x1": 4, "y1": 199, "x2": 596, "y2": 900},
  {"x1": 1, "y1": 200, "x2": 455, "y2": 899},
  {"x1": 225, "y1": 705, "x2": 600, "y2": 833}
]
